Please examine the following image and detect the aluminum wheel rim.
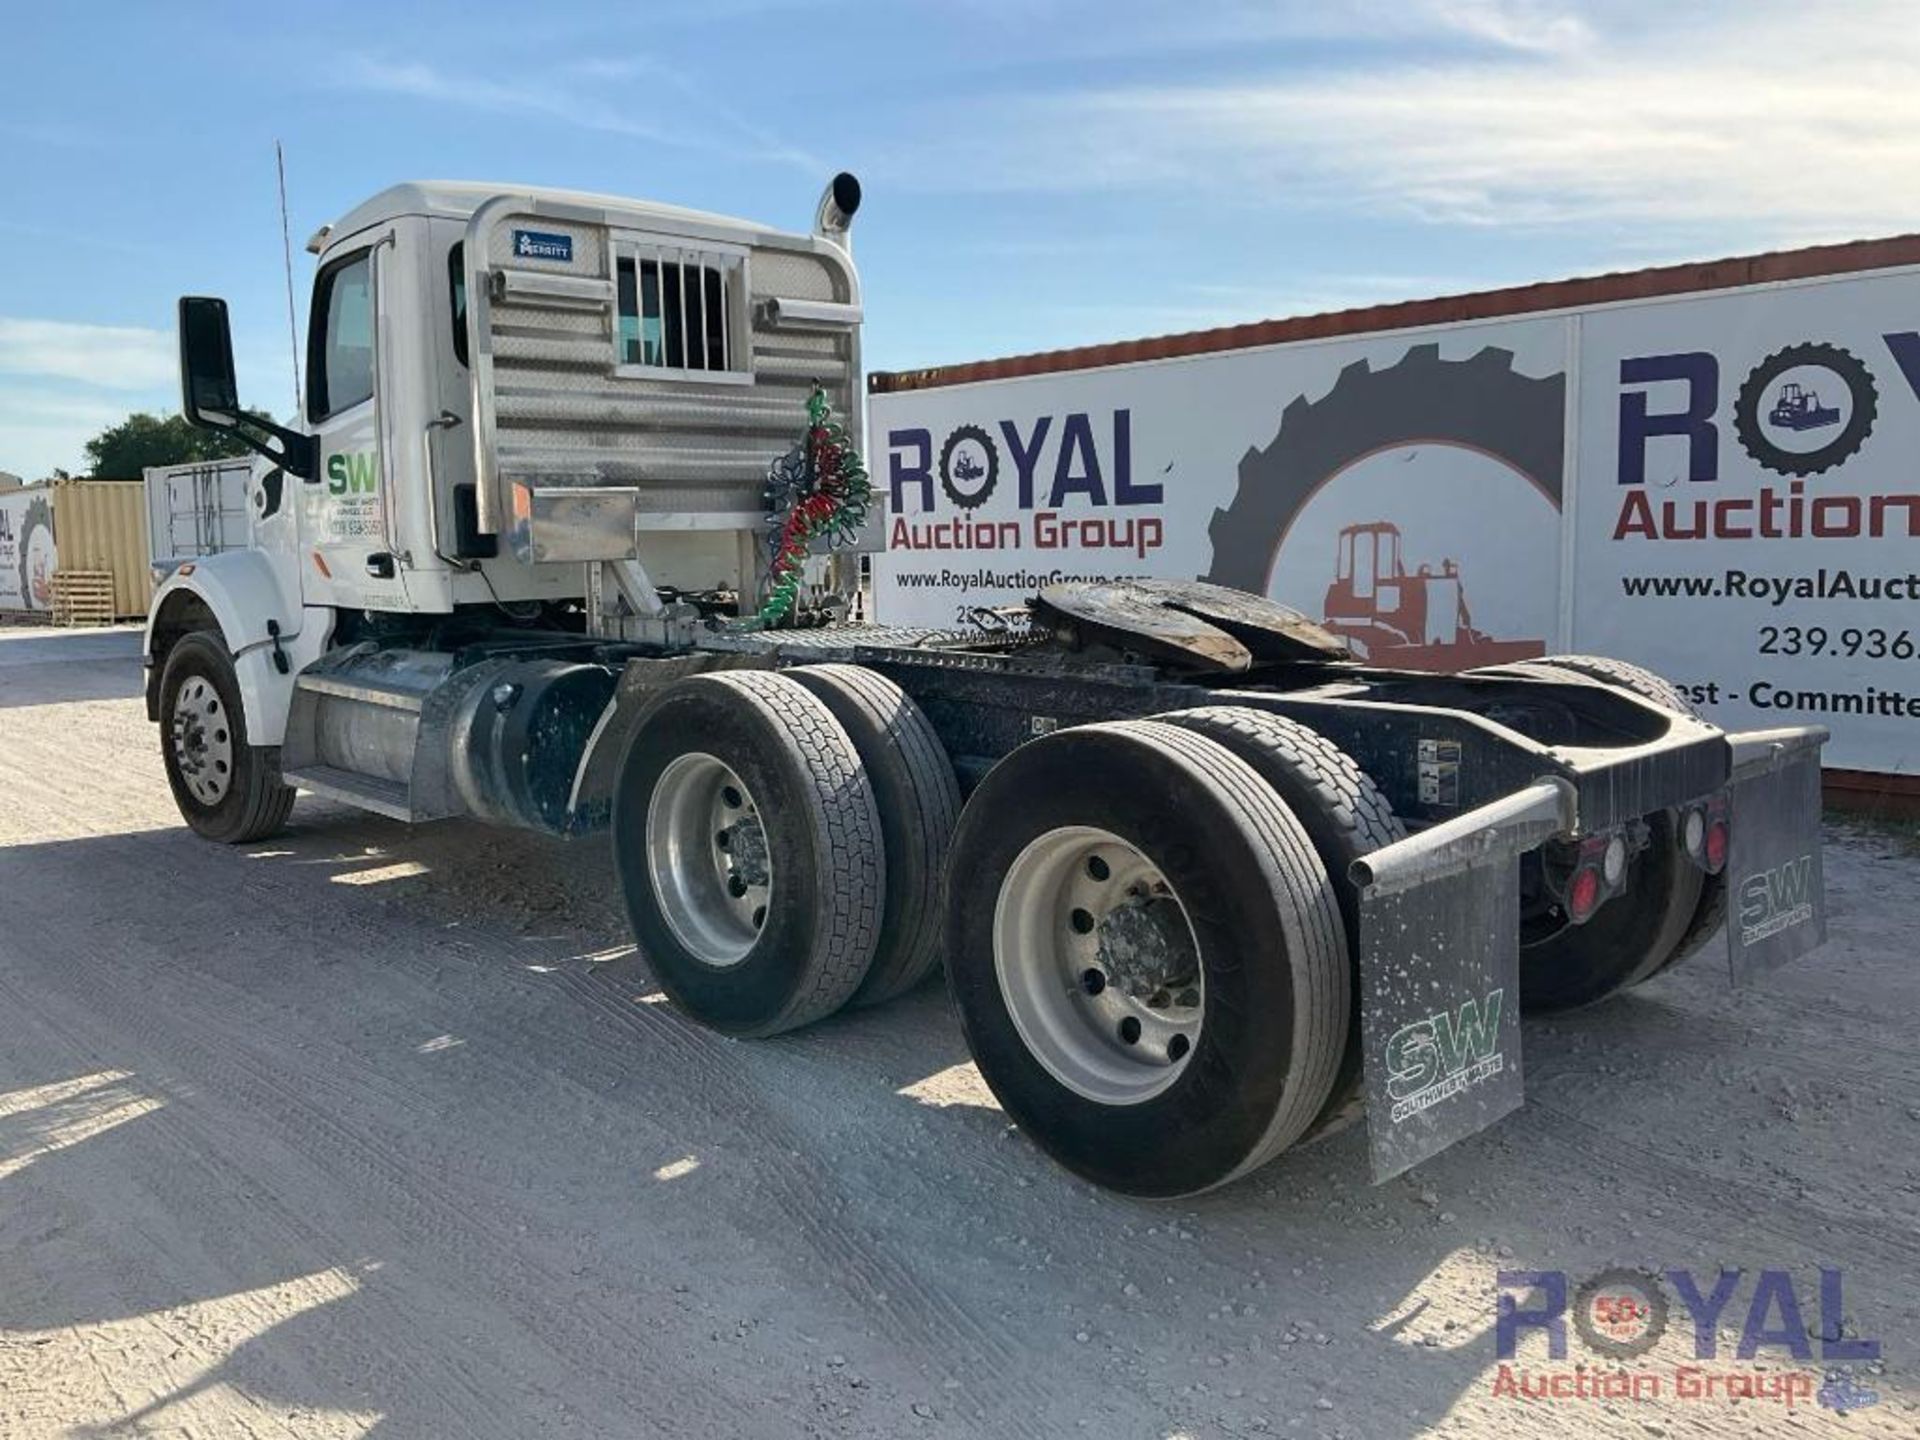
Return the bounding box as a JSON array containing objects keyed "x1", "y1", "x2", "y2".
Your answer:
[
  {"x1": 993, "y1": 825, "x2": 1204, "y2": 1105},
  {"x1": 645, "y1": 753, "x2": 772, "y2": 967},
  {"x1": 169, "y1": 674, "x2": 234, "y2": 806}
]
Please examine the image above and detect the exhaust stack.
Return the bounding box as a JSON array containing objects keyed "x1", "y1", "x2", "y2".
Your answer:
[{"x1": 814, "y1": 172, "x2": 861, "y2": 248}]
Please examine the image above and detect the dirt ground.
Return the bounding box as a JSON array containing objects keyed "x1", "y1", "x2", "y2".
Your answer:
[{"x1": 0, "y1": 623, "x2": 1914, "y2": 1439}]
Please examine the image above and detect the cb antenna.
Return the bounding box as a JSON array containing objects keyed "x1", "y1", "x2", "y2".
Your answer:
[{"x1": 276, "y1": 140, "x2": 302, "y2": 415}]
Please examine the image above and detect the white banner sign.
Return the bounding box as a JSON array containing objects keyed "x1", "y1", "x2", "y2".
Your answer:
[
  {"x1": 871, "y1": 265, "x2": 1920, "y2": 773},
  {"x1": 1570, "y1": 272, "x2": 1920, "y2": 773},
  {"x1": 0, "y1": 488, "x2": 57, "y2": 613}
]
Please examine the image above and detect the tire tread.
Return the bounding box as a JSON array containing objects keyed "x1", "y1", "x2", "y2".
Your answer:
[
  {"x1": 693, "y1": 670, "x2": 885, "y2": 1033},
  {"x1": 787, "y1": 665, "x2": 961, "y2": 1005},
  {"x1": 1110, "y1": 720, "x2": 1348, "y2": 1185},
  {"x1": 1154, "y1": 707, "x2": 1404, "y2": 1144},
  {"x1": 1485, "y1": 653, "x2": 1726, "y2": 991}
]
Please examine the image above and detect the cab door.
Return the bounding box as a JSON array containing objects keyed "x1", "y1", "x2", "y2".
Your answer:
[{"x1": 301, "y1": 243, "x2": 407, "y2": 610}]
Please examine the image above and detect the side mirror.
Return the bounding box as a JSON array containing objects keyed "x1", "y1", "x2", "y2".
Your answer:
[
  {"x1": 176, "y1": 296, "x2": 317, "y2": 481},
  {"x1": 180, "y1": 296, "x2": 241, "y2": 423}
]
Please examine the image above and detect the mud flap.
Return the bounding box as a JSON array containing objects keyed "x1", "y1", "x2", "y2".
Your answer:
[
  {"x1": 1349, "y1": 779, "x2": 1570, "y2": 1183},
  {"x1": 1724, "y1": 729, "x2": 1828, "y2": 985}
]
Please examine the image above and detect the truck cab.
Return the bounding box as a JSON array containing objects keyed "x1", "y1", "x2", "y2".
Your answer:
[{"x1": 149, "y1": 176, "x2": 866, "y2": 757}]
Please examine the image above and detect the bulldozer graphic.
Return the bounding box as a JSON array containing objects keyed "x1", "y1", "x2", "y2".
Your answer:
[
  {"x1": 1767, "y1": 381, "x2": 1841, "y2": 432},
  {"x1": 1205, "y1": 344, "x2": 1559, "y2": 671},
  {"x1": 1323, "y1": 520, "x2": 1543, "y2": 669}
]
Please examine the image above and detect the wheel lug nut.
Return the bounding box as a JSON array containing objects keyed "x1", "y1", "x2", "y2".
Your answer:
[
  {"x1": 1147, "y1": 990, "x2": 1170, "y2": 1009},
  {"x1": 1177, "y1": 988, "x2": 1200, "y2": 1009}
]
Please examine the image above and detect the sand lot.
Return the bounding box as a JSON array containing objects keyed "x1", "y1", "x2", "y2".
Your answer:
[{"x1": 1, "y1": 624, "x2": 1913, "y2": 1438}]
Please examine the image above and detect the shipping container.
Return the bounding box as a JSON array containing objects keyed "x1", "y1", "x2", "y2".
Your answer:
[
  {"x1": 0, "y1": 479, "x2": 150, "y2": 620},
  {"x1": 867, "y1": 232, "x2": 1920, "y2": 793},
  {"x1": 145, "y1": 459, "x2": 252, "y2": 581}
]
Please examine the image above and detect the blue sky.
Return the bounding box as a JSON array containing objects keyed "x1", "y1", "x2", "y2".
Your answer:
[{"x1": 2, "y1": 0, "x2": 1916, "y2": 479}]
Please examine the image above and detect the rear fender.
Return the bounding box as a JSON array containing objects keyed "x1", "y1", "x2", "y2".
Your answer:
[{"x1": 144, "y1": 551, "x2": 327, "y2": 746}]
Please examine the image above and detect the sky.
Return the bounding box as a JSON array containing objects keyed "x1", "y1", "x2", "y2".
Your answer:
[{"x1": 3, "y1": 0, "x2": 1919, "y2": 479}]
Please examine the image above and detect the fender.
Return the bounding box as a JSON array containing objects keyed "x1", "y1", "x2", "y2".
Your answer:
[{"x1": 144, "y1": 550, "x2": 330, "y2": 746}]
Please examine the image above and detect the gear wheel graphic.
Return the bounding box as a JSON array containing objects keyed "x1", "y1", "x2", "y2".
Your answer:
[
  {"x1": 1733, "y1": 342, "x2": 1877, "y2": 478},
  {"x1": 1203, "y1": 344, "x2": 1565, "y2": 593},
  {"x1": 1573, "y1": 1266, "x2": 1670, "y2": 1360},
  {"x1": 939, "y1": 424, "x2": 999, "y2": 511}
]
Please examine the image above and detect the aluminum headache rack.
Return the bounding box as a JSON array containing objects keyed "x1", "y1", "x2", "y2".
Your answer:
[{"x1": 461, "y1": 192, "x2": 863, "y2": 571}]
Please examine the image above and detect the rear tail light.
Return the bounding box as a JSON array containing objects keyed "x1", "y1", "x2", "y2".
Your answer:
[
  {"x1": 1704, "y1": 818, "x2": 1729, "y2": 873},
  {"x1": 1567, "y1": 863, "x2": 1604, "y2": 923},
  {"x1": 1686, "y1": 795, "x2": 1731, "y2": 875},
  {"x1": 1563, "y1": 828, "x2": 1631, "y2": 925}
]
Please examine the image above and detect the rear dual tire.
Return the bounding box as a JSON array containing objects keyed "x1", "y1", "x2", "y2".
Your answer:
[
  {"x1": 1478, "y1": 654, "x2": 1717, "y2": 1011},
  {"x1": 613, "y1": 670, "x2": 885, "y2": 1036},
  {"x1": 946, "y1": 719, "x2": 1349, "y2": 1197},
  {"x1": 1526, "y1": 656, "x2": 1727, "y2": 981},
  {"x1": 787, "y1": 664, "x2": 961, "y2": 1007},
  {"x1": 1152, "y1": 707, "x2": 1404, "y2": 1144},
  {"x1": 612, "y1": 666, "x2": 959, "y2": 1036}
]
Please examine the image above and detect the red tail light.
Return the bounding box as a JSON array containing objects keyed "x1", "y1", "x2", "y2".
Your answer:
[
  {"x1": 1567, "y1": 865, "x2": 1603, "y2": 923},
  {"x1": 1704, "y1": 818, "x2": 1729, "y2": 873}
]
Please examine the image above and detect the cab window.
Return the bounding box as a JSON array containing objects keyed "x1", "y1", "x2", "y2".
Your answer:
[
  {"x1": 449, "y1": 241, "x2": 469, "y2": 368},
  {"x1": 307, "y1": 251, "x2": 375, "y2": 421}
]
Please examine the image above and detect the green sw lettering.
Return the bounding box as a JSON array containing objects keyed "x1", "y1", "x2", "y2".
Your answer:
[
  {"x1": 326, "y1": 451, "x2": 378, "y2": 496},
  {"x1": 1429, "y1": 990, "x2": 1502, "y2": 1075}
]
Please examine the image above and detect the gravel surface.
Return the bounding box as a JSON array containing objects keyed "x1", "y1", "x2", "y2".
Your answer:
[{"x1": 1, "y1": 624, "x2": 1915, "y2": 1438}]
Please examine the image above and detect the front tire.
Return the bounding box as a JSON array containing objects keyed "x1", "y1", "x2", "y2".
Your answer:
[
  {"x1": 946, "y1": 720, "x2": 1347, "y2": 1197},
  {"x1": 158, "y1": 631, "x2": 295, "y2": 844}
]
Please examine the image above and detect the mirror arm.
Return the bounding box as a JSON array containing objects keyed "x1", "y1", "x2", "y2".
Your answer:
[{"x1": 200, "y1": 409, "x2": 316, "y2": 482}]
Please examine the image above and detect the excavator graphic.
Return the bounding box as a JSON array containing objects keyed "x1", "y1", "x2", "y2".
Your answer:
[
  {"x1": 1320, "y1": 520, "x2": 1544, "y2": 670},
  {"x1": 1768, "y1": 381, "x2": 1841, "y2": 432}
]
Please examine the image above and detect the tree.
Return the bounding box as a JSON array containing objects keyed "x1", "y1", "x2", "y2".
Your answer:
[{"x1": 82, "y1": 411, "x2": 257, "y2": 478}]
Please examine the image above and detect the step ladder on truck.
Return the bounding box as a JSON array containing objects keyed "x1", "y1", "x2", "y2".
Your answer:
[{"x1": 146, "y1": 174, "x2": 1831, "y2": 1194}]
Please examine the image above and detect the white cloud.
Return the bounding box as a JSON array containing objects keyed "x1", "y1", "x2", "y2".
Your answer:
[
  {"x1": 1422, "y1": 0, "x2": 1595, "y2": 54},
  {"x1": 0, "y1": 386, "x2": 149, "y2": 479},
  {"x1": 342, "y1": 56, "x2": 823, "y2": 174},
  {"x1": 0, "y1": 317, "x2": 175, "y2": 390},
  {"x1": 880, "y1": 1, "x2": 1920, "y2": 239},
  {"x1": 0, "y1": 318, "x2": 179, "y2": 476}
]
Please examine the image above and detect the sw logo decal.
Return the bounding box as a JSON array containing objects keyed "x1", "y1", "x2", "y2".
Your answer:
[
  {"x1": 1384, "y1": 988, "x2": 1505, "y2": 1123},
  {"x1": 1738, "y1": 855, "x2": 1816, "y2": 946}
]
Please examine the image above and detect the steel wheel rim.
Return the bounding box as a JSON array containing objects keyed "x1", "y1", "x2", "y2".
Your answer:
[
  {"x1": 993, "y1": 825, "x2": 1204, "y2": 1105},
  {"x1": 645, "y1": 752, "x2": 772, "y2": 967},
  {"x1": 169, "y1": 674, "x2": 234, "y2": 806}
]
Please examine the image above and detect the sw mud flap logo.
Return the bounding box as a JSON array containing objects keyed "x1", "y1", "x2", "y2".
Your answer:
[
  {"x1": 1738, "y1": 855, "x2": 1816, "y2": 946},
  {"x1": 1385, "y1": 989, "x2": 1505, "y2": 1123}
]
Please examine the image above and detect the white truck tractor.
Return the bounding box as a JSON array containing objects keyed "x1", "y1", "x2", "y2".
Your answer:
[{"x1": 146, "y1": 175, "x2": 1831, "y2": 1195}]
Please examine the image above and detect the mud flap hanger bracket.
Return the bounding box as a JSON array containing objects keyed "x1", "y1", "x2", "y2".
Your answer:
[
  {"x1": 1347, "y1": 777, "x2": 1574, "y2": 1184},
  {"x1": 1727, "y1": 724, "x2": 1828, "y2": 783}
]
